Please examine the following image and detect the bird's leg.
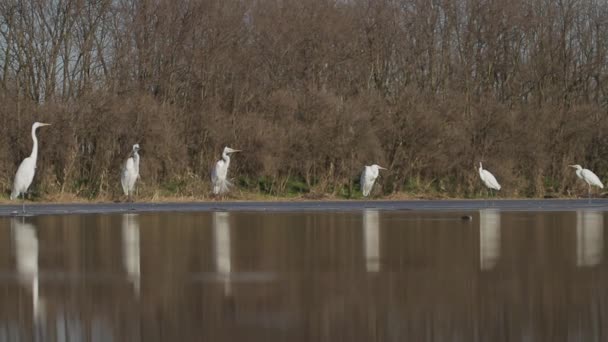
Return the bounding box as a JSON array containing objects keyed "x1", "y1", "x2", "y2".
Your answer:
[
  {"x1": 21, "y1": 192, "x2": 25, "y2": 214},
  {"x1": 129, "y1": 191, "x2": 135, "y2": 210},
  {"x1": 484, "y1": 189, "x2": 489, "y2": 208},
  {"x1": 588, "y1": 184, "x2": 592, "y2": 204}
]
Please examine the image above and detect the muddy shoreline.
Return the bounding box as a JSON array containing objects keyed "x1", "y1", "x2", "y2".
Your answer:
[{"x1": 0, "y1": 199, "x2": 607, "y2": 216}]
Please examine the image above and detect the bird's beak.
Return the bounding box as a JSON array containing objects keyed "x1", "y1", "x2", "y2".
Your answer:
[
  {"x1": 230, "y1": 149, "x2": 241, "y2": 153},
  {"x1": 378, "y1": 166, "x2": 387, "y2": 170},
  {"x1": 568, "y1": 165, "x2": 575, "y2": 168},
  {"x1": 40, "y1": 123, "x2": 51, "y2": 126}
]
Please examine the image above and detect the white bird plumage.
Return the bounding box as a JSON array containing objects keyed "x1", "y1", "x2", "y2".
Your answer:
[
  {"x1": 11, "y1": 122, "x2": 51, "y2": 213},
  {"x1": 569, "y1": 164, "x2": 603, "y2": 200},
  {"x1": 478, "y1": 162, "x2": 501, "y2": 192},
  {"x1": 211, "y1": 147, "x2": 241, "y2": 195},
  {"x1": 121, "y1": 144, "x2": 140, "y2": 201},
  {"x1": 360, "y1": 164, "x2": 387, "y2": 197}
]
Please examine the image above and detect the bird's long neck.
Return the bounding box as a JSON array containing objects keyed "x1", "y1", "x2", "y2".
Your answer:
[
  {"x1": 371, "y1": 167, "x2": 379, "y2": 178},
  {"x1": 30, "y1": 126, "x2": 39, "y2": 160},
  {"x1": 222, "y1": 152, "x2": 231, "y2": 166},
  {"x1": 133, "y1": 151, "x2": 140, "y2": 173}
]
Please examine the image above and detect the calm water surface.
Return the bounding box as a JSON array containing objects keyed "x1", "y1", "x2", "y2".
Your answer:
[{"x1": 0, "y1": 209, "x2": 606, "y2": 341}]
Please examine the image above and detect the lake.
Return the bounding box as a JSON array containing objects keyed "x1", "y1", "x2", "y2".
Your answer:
[{"x1": 0, "y1": 206, "x2": 606, "y2": 341}]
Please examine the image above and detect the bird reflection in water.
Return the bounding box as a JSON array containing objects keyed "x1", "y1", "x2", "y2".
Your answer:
[
  {"x1": 122, "y1": 213, "x2": 141, "y2": 297},
  {"x1": 362, "y1": 209, "x2": 380, "y2": 272},
  {"x1": 576, "y1": 210, "x2": 603, "y2": 267},
  {"x1": 11, "y1": 218, "x2": 45, "y2": 333},
  {"x1": 213, "y1": 211, "x2": 232, "y2": 295},
  {"x1": 479, "y1": 209, "x2": 501, "y2": 271}
]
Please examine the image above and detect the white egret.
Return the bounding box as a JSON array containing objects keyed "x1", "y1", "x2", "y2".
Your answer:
[
  {"x1": 360, "y1": 164, "x2": 387, "y2": 197},
  {"x1": 569, "y1": 164, "x2": 603, "y2": 200},
  {"x1": 11, "y1": 122, "x2": 51, "y2": 213},
  {"x1": 211, "y1": 147, "x2": 241, "y2": 195},
  {"x1": 478, "y1": 162, "x2": 501, "y2": 197},
  {"x1": 121, "y1": 144, "x2": 141, "y2": 202}
]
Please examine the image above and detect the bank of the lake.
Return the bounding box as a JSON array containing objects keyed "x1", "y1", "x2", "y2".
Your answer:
[{"x1": 1, "y1": 199, "x2": 608, "y2": 216}]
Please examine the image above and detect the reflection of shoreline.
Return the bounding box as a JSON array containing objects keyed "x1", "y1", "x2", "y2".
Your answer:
[
  {"x1": 576, "y1": 210, "x2": 604, "y2": 267},
  {"x1": 2, "y1": 200, "x2": 608, "y2": 216},
  {"x1": 479, "y1": 209, "x2": 501, "y2": 271},
  {"x1": 213, "y1": 211, "x2": 232, "y2": 295},
  {"x1": 363, "y1": 210, "x2": 380, "y2": 272},
  {"x1": 122, "y1": 214, "x2": 141, "y2": 296},
  {"x1": 12, "y1": 218, "x2": 45, "y2": 325}
]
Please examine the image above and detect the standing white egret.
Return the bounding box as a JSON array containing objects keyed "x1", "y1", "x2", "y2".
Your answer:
[
  {"x1": 211, "y1": 146, "x2": 241, "y2": 195},
  {"x1": 121, "y1": 144, "x2": 141, "y2": 202},
  {"x1": 11, "y1": 122, "x2": 51, "y2": 213},
  {"x1": 360, "y1": 164, "x2": 387, "y2": 197},
  {"x1": 569, "y1": 164, "x2": 603, "y2": 200},
  {"x1": 478, "y1": 162, "x2": 501, "y2": 197}
]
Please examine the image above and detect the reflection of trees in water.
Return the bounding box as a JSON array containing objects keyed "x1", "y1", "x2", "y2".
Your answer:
[
  {"x1": 1, "y1": 216, "x2": 143, "y2": 341},
  {"x1": 0, "y1": 212, "x2": 605, "y2": 340}
]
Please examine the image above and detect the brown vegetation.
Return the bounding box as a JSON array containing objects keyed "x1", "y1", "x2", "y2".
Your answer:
[{"x1": 1, "y1": 0, "x2": 608, "y2": 200}]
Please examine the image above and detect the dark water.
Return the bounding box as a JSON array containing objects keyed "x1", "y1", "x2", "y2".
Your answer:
[{"x1": 0, "y1": 209, "x2": 606, "y2": 341}]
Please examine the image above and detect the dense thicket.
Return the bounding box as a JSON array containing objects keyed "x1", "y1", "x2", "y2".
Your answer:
[{"x1": 1, "y1": 0, "x2": 608, "y2": 199}]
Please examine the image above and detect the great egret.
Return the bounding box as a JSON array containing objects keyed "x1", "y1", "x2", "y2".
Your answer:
[
  {"x1": 11, "y1": 122, "x2": 51, "y2": 213},
  {"x1": 211, "y1": 146, "x2": 241, "y2": 195},
  {"x1": 121, "y1": 144, "x2": 140, "y2": 202},
  {"x1": 360, "y1": 164, "x2": 387, "y2": 197},
  {"x1": 478, "y1": 162, "x2": 501, "y2": 197},
  {"x1": 569, "y1": 164, "x2": 603, "y2": 200}
]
